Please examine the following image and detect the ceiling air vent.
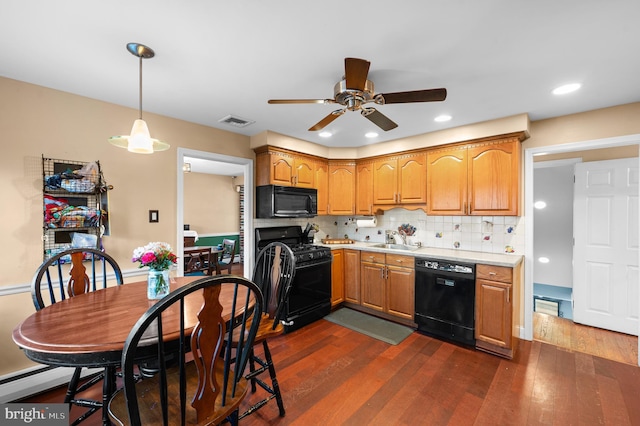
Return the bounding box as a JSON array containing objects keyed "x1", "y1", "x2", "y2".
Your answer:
[{"x1": 218, "y1": 114, "x2": 255, "y2": 128}]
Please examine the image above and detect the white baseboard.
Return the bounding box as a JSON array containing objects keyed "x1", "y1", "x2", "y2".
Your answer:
[{"x1": 0, "y1": 366, "x2": 101, "y2": 403}]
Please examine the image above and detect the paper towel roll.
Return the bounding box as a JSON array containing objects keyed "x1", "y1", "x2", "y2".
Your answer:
[{"x1": 356, "y1": 217, "x2": 377, "y2": 228}]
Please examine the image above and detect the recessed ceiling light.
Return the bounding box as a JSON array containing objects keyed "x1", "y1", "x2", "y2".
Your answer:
[
  {"x1": 434, "y1": 115, "x2": 452, "y2": 122},
  {"x1": 534, "y1": 201, "x2": 547, "y2": 209},
  {"x1": 538, "y1": 257, "x2": 550, "y2": 264},
  {"x1": 552, "y1": 83, "x2": 581, "y2": 95},
  {"x1": 365, "y1": 132, "x2": 378, "y2": 138},
  {"x1": 319, "y1": 131, "x2": 332, "y2": 138}
]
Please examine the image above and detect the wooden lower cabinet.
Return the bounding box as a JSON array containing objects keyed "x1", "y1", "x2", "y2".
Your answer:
[
  {"x1": 331, "y1": 249, "x2": 345, "y2": 307},
  {"x1": 343, "y1": 249, "x2": 361, "y2": 304},
  {"x1": 360, "y1": 251, "x2": 415, "y2": 320},
  {"x1": 360, "y1": 261, "x2": 385, "y2": 312},
  {"x1": 475, "y1": 263, "x2": 521, "y2": 359},
  {"x1": 386, "y1": 256, "x2": 415, "y2": 320}
]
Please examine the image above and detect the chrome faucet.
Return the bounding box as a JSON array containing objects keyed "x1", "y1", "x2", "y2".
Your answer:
[{"x1": 396, "y1": 231, "x2": 407, "y2": 245}]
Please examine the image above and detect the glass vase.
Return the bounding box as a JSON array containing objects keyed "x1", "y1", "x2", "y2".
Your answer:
[{"x1": 148, "y1": 268, "x2": 170, "y2": 300}]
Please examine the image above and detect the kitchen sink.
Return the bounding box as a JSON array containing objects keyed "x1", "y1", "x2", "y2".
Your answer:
[{"x1": 370, "y1": 243, "x2": 419, "y2": 251}]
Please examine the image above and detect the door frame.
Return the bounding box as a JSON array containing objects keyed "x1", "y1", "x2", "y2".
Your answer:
[
  {"x1": 524, "y1": 133, "x2": 640, "y2": 364},
  {"x1": 176, "y1": 148, "x2": 254, "y2": 278}
]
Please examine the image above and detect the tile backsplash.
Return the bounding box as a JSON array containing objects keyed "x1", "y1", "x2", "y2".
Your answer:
[{"x1": 255, "y1": 208, "x2": 525, "y2": 256}]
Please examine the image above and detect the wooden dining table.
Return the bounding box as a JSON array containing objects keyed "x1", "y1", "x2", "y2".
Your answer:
[
  {"x1": 183, "y1": 245, "x2": 223, "y2": 275},
  {"x1": 12, "y1": 275, "x2": 255, "y2": 426},
  {"x1": 12, "y1": 276, "x2": 250, "y2": 368}
]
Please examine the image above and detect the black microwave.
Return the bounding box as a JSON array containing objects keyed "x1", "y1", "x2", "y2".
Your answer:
[{"x1": 256, "y1": 185, "x2": 317, "y2": 218}]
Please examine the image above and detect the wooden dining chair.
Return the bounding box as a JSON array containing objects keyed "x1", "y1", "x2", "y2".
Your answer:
[
  {"x1": 31, "y1": 247, "x2": 124, "y2": 425},
  {"x1": 216, "y1": 239, "x2": 237, "y2": 274},
  {"x1": 235, "y1": 242, "x2": 295, "y2": 419},
  {"x1": 184, "y1": 247, "x2": 214, "y2": 275},
  {"x1": 107, "y1": 275, "x2": 263, "y2": 426}
]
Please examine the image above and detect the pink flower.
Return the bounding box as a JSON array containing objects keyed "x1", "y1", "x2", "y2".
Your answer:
[{"x1": 141, "y1": 252, "x2": 157, "y2": 264}]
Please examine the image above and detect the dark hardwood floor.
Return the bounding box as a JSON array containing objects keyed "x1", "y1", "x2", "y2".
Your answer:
[{"x1": 20, "y1": 313, "x2": 640, "y2": 425}]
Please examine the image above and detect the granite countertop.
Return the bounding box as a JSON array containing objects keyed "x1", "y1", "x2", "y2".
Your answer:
[{"x1": 318, "y1": 241, "x2": 523, "y2": 268}]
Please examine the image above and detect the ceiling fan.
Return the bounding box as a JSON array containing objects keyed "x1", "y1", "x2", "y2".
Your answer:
[{"x1": 268, "y1": 57, "x2": 447, "y2": 132}]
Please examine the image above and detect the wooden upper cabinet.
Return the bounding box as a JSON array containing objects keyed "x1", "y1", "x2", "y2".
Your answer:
[
  {"x1": 270, "y1": 154, "x2": 295, "y2": 186},
  {"x1": 293, "y1": 157, "x2": 315, "y2": 188},
  {"x1": 373, "y1": 152, "x2": 427, "y2": 208},
  {"x1": 315, "y1": 160, "x2": 329, "y2": 215},
  {"x1": 356, "y1": 161, "x2": 374, "y2": 215},
  {"x1": 328, "y1": 161, "x2": 356, "y2": 215},
  {"x1": 255, "y1": 146, "x2": 319, "y2": 188},
  {"x1": 468, "y1": 139, "x2": 519, "y2": 215},
  {"x1": 373, "y1": 157, "x2": 398, "y2": 204},
  {"x1": 426, "y1": 136, "x2": 521, "y2": 216},
  {"x1": 427, "y1": 146, "x2": 468, "y2": 215},
  {"x1": 398, "y1": 153, "x2": 427, "y2": 204}
]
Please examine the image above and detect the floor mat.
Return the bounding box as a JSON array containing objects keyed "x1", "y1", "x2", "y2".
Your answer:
[{"x1": 324, "y1": 308, "x2": 414, "y2": 345}]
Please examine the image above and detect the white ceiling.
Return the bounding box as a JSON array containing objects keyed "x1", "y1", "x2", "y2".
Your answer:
[{"x1": 2, "y1": 1, "x2": 639, "y2": 149}]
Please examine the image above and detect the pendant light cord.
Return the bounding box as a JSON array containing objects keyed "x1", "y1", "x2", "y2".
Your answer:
[{"x1": 138, "y1": 55, "x2": 143, "y2": 120}]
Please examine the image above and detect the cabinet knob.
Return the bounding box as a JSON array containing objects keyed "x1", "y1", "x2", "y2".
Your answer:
[{"x1": 489, "y1": 272, "x2": 497, "y2": 276}]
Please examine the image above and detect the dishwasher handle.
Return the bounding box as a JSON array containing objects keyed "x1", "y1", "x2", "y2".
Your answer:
[{"x1": 436, "y1": 277, "x2": 456, "y2": 287}]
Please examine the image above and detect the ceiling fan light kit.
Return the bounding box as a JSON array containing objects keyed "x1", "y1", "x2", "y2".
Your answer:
[
  {"x1": 108, "y1": 42, "x2": 169, "y2": 154},
  {"x1": 268, "y1": 57, "x2": 447, "y2": 133}
]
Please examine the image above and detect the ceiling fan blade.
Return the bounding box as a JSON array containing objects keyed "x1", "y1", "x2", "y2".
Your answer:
[
  {"x1": 268, "y1": 99, "x2": 334, "y2": 104},
  {"x1": 377, "y1": 88, "x2": 447, "y2": 104},
  {"x1": 344, "y1": 58, "x2": 370, "y2": 91},
  {"x1": 309, "y1": 110, "x2": 345, "y2": 131},
  {"x1": 361, "y1": 108, "x2": 398, "y2": 131}
]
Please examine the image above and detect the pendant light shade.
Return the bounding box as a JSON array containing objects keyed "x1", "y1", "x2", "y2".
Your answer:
[{"x1": 108, "y1": 43, "x2": 169, "y2": 154}]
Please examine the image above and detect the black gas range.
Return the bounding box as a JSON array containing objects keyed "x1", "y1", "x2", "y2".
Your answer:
[{"x1": 255, "y1": 226, "x2": 332, "y2": 332}]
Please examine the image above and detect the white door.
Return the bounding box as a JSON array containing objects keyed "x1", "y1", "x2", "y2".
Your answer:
[{"x1": 573, "y1": 158, "x2": 639, "y2": 335}]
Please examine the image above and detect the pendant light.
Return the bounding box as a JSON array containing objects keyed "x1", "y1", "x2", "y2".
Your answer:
[{"x1": 108, "y1": 43, "x2": 169, "y2": 154}]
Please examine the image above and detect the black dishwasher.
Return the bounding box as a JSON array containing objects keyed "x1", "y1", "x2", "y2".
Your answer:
[{"x1": 415, "y1": 258, "x2": 476, "y2": 346}]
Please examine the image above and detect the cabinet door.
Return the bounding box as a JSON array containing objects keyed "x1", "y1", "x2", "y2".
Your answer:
[
  {"x1": 331, "y1": 249, "x2": 345, "y2": 307},
  {"x1": 328, "y1": 163, "x2": 355, "y2": 215},
  {"x1": 426, "y1": 147, "x2": 467, "y2": 215},
  {"x1": 360, "y1": 262, "x2": 385, "y2": 311},
  {"x1": 468, "y1": 139, "x2": 519, "y2": 215},
  {"x1": 475, "y1": 278, "x2": 512, "y2": 348},
  {"x1": 386, "y1": 265, "x2": 415, "y2": 320},
  {"x1": 373, "y1": 158, "x2": 398, "y2": 204},
  {"x1": 315, "y1": 160, "x2": 329, "y2": 215},
  {"x1": 356, "y1": 162, "x2": 374, "y2": 215},
  {"x1": 344, "y1": 249, "x2": 361, "y2": 304},
  {"x1": 270, "y1": 154, "x2": 294, "y2": 186},
  {"x1": 294, "y1": 157, "x2": 315, "y2": 188},
  {"x1": 398, "y1": 153, "x2": 427, "y2": 204}
]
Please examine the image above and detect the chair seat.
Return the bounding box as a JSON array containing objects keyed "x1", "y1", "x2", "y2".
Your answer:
[
  {"x1": 233, "y1": 314, "x2": 284, "y2": 346},
  {"x1": 109, "y1": 361, "x2": 248, "y2": 425}
]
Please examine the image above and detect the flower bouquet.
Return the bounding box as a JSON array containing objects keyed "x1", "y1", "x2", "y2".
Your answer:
[{"x1": 132, "y1": 242, "x2": 178, "y2": 299}]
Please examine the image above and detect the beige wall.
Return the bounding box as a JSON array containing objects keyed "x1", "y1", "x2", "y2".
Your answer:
[
  {"x1": 525, "y1": 102, "x2": 640, "y2": 149},
  {"x1": 184, "y1": 173, "x2": 240, "y2": 234},
  {"x1": 0, "y1": 77, "x2": 253, "y2": 375},
  {"x1": 2, "y1": 73, "x2": 639, "y2": 380}
]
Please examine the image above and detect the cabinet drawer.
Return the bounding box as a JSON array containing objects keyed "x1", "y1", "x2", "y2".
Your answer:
[
  {"x1": 386, "y1": 254, "x2": 414, "y2": 268},
  {"x1": 476, "y1": 264, "x2": 512, "y2": 283},
  {"x1": 361, "y1": 251, "x2": 386, "y2": 264}
]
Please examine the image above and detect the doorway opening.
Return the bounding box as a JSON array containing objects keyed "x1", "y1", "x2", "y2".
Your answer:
[
  {"x1": 176, "y1": 148, "x2": 254, "y2": 278},
  {"x1": 524, "y1": 133, "x2": 640, "y2": 365}
]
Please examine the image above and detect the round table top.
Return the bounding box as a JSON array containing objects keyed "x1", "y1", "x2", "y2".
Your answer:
[{"x1": 12, "y1": 276, "x2": 248, "y2": 367}]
